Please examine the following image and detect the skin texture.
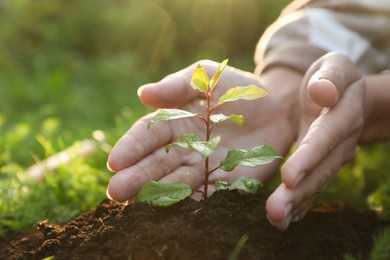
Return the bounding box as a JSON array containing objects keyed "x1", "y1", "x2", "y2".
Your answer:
[
  {"x1": 107, "y1": 52, "x2": 390, "y2": 230},
  {"x1": 107, "y1": 61, "x2": 298, "y2": 202},
  {"x1": 267, "y1": 53, "x2": 366, "y2": 230}
]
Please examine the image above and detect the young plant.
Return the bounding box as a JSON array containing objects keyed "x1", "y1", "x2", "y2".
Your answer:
[{"x1": 136, "y1": 59, "x2": 281, "y2": 206}]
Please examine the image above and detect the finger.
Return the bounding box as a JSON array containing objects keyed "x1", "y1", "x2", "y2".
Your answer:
[
  {"x1": 266, "y1": 184, "x2": 293, "y2": 231},
  {"x1": 307, "y1": 77, "x2": 338, "y2": 108},
  {"x1": 268, "y1": 197, "x2": 313, "y2": 230},
  {"x1": 138, "y1": 77, "x2": 200, "y2": 109},
  {"x1": 305, "y1": 52, "x2": 361, "y2": 108},
  {"x1": 138, "y1": 60, "x2": 223, "y2": 109},
  {"x1": 267, "y1": 134, "x2": 357, "y2": 231},
  {"x1": 107, "y1": 146, "x2": 188, "y2": 202},
  {"x1": 283, "y1": 79, "x2": 364, "y2": 188},
  {"x1": 107, "y1": 114, "x2": 175, "y2": 172}
]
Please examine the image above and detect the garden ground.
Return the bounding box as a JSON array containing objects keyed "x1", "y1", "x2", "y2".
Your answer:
[{"x1": 1, "y1": 190, "x2": 389, "y2": 259}]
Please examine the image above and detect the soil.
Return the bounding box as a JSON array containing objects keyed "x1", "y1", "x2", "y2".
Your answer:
[{"x1": 0, "y1": 190, "x2": 389, "y2": 260}]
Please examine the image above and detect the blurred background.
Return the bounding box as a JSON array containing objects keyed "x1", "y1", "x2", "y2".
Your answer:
[{"x1": 1, "y1": 0, "x2": 389, "y2": 235}]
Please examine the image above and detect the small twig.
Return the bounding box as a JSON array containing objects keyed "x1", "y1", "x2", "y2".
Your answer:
[{"x1": 208, "y1": 166, "x2": 220, "y2": 175}]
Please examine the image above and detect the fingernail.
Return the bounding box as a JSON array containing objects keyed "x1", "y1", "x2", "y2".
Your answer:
[
  {"x1": 318, "y1": 78, "x2": 338, "y2": 106},
  {"x1": 293, "y1": 215, "x2": 301, "y2": 222},
  {"x1": 284, "y1": 213, "x2": 292, "y2": 229},
  {"x1": 293, "y1": 172, "x2": 305, "y2": 188},
  {"x1": 137, "y1": 86, "x2": 145, "y2": 97},
  {"x1": 106, "y1": 188, "x2": 113, "y2": 200},
  {"x1": 106, "y1": 161, "x2": 115, "y2": 172},
  {"x1": 283, "y1": 204, "x2": 293, "y2": 228}
]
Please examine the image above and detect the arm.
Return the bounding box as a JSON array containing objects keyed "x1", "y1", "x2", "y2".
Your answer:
[
  {"x1": 256, "y1": 0, "x2": 390, "y2": 75},
  {"x1": 360, "y1": 73, "x2": 390, "y2": 142},
  {"x1": 254, "y1": 0, "x2": 390, "y2": 231}
]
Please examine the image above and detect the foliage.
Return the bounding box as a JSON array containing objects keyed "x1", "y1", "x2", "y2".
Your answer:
[
  {"x1": 314, "y1": 143, "x2": 390, "y2": 221},
  {"x1": 0, "y1": 0, "x2": 290, "y2": 233},
  {"x1": 1, "y1": 0, "x2": 389, "y2": 242},
  {"x1": 369, "y1": 227, "x2": 390, "y2": 260},
  {"x1": 344, "y1": 227, "x2": 390, "y2": 260},
  {"x1": 219, "y1": 145, "x2": 280, "y2": 172},
  {"x1": 136, "y1": 60, "x2": 280, "y2": 206},
  {"x1": 0, "y1": 137, "x2": 111, "y2": 235},
  {"x1": 216, "y1": 176, "x2": 263, "y2": 194},
  {"x1": 135, "y1": 181, "x2": 192, "y2": 207}
]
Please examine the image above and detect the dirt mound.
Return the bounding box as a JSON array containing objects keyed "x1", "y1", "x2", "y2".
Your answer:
[{"x1": 1, "y1": 190, "x2": 388, "y2": 260}]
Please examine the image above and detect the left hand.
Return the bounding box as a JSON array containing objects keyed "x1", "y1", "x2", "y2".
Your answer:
[
  {"x1": 266, "y1": 52, "x2": 366, "y2": 230},
  {"x1": 106, "y1": 60, "x2": 297, "y2": 202}
]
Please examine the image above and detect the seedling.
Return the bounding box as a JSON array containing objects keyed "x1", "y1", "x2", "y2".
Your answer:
[{"x1": 136, "y1": 59, "x2": 281, "y2": 206}]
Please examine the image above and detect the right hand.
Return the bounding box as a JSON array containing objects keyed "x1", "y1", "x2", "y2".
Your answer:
[{"x1": 266, "y1": 52, "x2": 366, "y2": 230}]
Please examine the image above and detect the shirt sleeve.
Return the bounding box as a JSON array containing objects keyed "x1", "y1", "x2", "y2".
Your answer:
[{"x1": 255, "y1": 0, "x2": 390, "y2": 75}]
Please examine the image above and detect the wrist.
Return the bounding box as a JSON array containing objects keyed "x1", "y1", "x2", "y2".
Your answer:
[
  {"x1": 259, "y1": 67, "x2": 303, "y2": 139},
  {"x1": 359, "y1": 73, "x2": 390, "y2": 143}
]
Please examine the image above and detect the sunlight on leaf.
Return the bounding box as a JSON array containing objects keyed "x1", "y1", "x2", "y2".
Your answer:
[
  {"x1": 165, "y1": 134, "x2": 199, "y2": 152},
  {"x1": 219, "y1": 145, "x2": 281, "y2": 172},
  {"x1": 191, "y1": 64, "x2": 209, "y2": 93},
  {"x1": 210, "y1": 59, "x2": 228, "y2": 90},
  {"x1": 215, "y1": 176, "x2": 263, "y2": 194},
  {"x1": 148, "y1": 109, "x2": 197, "y2": 128},
  {"x1": 191, "y1": 136, "x2": 221, "y2": 159},
  {"x1": 210, "y1": 113, "x2": 243, "y2": 127},
  {"x1": 136, "y1": 181, "x2": 192, "y2": 207},
  {"x1": 218, "y1": 85, "x2": 268, "y2": 106},
  {"x1": 166, "y1": 135, "x2": 220, "y2": 159}
]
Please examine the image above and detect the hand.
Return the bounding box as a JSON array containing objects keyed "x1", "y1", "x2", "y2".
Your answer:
[
  {"x1": 106, "y1": 60, "x2": 299, "y2": 202},
  {"x1": 266, "y1": 52, "x2": 366, "y2": 230}
]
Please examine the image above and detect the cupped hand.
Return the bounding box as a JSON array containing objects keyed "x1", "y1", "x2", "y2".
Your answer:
[
  {"x1": 106, "y1": 60, "x2": 297, "y2": 202},
  {"x1": 266, "y1": 52, "x2": 366, "y2": 230}
]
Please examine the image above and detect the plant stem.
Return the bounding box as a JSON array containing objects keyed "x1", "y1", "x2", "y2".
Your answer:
[
  {"x1": 208, "y1": 166, "x2": 219, "y2": 175},
  {"x1": 204, "y1": 91, "x2": 212, "y2": 199},
  {"x1": 204, "y1": 158, "x2": 209, "y2": 199}
]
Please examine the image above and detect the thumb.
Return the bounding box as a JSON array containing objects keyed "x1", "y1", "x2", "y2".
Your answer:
[
  {"x1": 306, "y1": 52, "x2": 361, "y2": 108},
  {"x1": 138, "y1": 74, "x2": 198, "y2": 109},
  {"x1": 138, "y1": 60, "x2": 221, "y2": 109}
]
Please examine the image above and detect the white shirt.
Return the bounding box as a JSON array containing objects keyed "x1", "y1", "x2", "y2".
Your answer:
[{"x1": 255, "y1": 0, "x2": 390, "y2": 74}]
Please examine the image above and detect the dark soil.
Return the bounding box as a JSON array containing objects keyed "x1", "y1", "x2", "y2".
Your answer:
[{"x1": 1, "y1": 190, "x2": 389, "y2": 260}]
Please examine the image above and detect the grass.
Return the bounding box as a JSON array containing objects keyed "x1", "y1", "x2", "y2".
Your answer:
[
  {"x1": 1, "y1": 0, "x2": 389, "y2": 237},
  {"x1": 0, "y1": 0, "x2": 291, "y2": 234}
]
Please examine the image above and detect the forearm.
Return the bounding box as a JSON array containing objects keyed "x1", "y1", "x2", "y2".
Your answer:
[{"x1": 360, "y1": 73, "x2": 390, "y2": 143}]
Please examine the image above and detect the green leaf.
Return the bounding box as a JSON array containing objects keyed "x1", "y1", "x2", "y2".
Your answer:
[
  {"x1": 191, "y1": 64, "x2": 209, "y2": 93},
  {"x1": 165, "y1": 134, "x2": 199, "y2": 152},
  {"x1": 166, "y1": 135, "x2": 220, "y2": 159},
  {"x1": 215, "y1": 176, "x2": 263, "y2": 194},
  {"x1": 210, "y1": 113, "x2": 243, "y2": 127},
  {"x1": 218, "y1": 85, "x2": 268, "y2": 106},
  {"x1": 219, "y1": 145, "x2": 281, "y2": 172},
  {"x1": 148, "y1": 109, "x2": 197, "y2": 128},
  {"x1": 191, "y1": 136, "x2": 221, "y2": 159},
  {"x1": 210, "y1": 59, "x2": 228, "y2": 90},
  {"x1": 136, "y1": 181, "x2": 192, "y2": 207}
]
